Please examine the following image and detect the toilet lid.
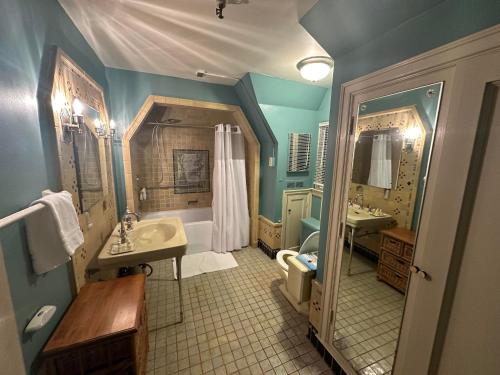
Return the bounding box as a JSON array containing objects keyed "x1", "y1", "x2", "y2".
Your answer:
[{"x1": 277, "y1": 250, "x2": 299, "y2": 271}]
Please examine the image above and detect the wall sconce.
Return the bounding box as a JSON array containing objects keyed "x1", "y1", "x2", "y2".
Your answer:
[
  {"x1": 109, "y1": 120, "x2": 117, "y2": 140},
  {"x1": 94, "y1": 118, "x2": 107, "y2": 138},
  {"x1": 404, "y1": 126, "x2": 421, "y2": 152},
  {"x1": 70, "y1": 98, "x2": 84, "y2": 130},
  {"x1": 52, "y1": 91, "x2": 85, "y2": 142}
]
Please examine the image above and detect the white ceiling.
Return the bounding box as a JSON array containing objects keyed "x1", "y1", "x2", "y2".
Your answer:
[{"x1": 58, "y1": 0, "x2": 332, "y2": 86}]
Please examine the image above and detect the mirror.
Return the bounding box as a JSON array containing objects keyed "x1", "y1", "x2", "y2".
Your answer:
[
  {"x1": 352, "y1": 128, "x2": 403, "y2": 189},
  {"x1": 332, "y1": 83, "x2": 443, "y2": 374},
  {"x1": 72, "y1": 103, "x2": 104, "y2": 212}
]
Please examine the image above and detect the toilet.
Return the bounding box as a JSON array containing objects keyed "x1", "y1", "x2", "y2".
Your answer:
[{"x1": 277, "y1": 231, "x2": 320, "y2": 279}]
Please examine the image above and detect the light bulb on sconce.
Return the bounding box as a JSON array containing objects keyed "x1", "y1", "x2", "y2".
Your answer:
[
  {"x1": 404, "y1": 126, "x2": 421, "y2": 152},
  {"x1": 52, "y1": 91, "x2": 66, "y2": 113},
  {"x1": 109, "y1": 119, "x2": 117, "y2": 140},
  {"x1": 72, "y1": 98, "x2": 83, "y2": 116},
  {"x1": 52, "y1": 92, "x2": 83, "y2": 142},
  {"x1": 94, "y1": 118, "x2": 107, "y2": 138},
  {"x1": 71, "y1": 98, "x2": 84, "y2": 131}
]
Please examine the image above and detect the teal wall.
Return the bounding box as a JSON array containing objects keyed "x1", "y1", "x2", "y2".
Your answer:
[
  {"x1": 105, "y1": 67, "x2": 244, "y2": 216},
  {"x1": 317, "y1": 88, "x2": 332, "y2": 124},
  {"x1": 234, "y1": 75, "x2": 278, "y2": 221},
  {"x1": 247, "y1": 74, "x2": 331, "y2": 222},
  {"x1": 259, "y1": 103, "x2": 320, "y2": 220},
  {"x1": 311, "y1": 195, "x2": 322, "y2": 221},
  {"x1": 301, "y1": 0, "x2": 500, "y2": 281},
  {"x1": 0, "y1": 0, "x2": 109, "y2": 371}
]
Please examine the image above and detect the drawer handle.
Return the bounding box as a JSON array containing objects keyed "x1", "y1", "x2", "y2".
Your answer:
[{"x1": 409, "y1": 265, "x2": 431, "y2": 280}]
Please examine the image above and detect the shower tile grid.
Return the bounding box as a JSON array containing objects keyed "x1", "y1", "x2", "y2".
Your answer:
[
  {"x1": 333, "y1": 249, "x2": 405, "y2": 375},
  {"x1": 145, "y1": 247, "x2": 335, "y2": 375}
]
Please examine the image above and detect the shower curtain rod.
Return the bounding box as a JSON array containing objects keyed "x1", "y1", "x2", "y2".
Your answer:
[{"x1": 146, "y1": 122, "x2": 239, "y2": 130}]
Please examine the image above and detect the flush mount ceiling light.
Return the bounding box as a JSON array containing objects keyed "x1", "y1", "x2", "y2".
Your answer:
[{"x1": 297, "y1": 56, "x2": 334, "y2": 82}]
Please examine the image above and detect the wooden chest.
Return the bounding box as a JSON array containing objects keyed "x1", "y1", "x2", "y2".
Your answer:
[
  {"x1": 377, "y1": 228, "x2": 416, "y2": 293},
  {"x1": 40, "y1": 275, "x2": 148, "y2": 375}
]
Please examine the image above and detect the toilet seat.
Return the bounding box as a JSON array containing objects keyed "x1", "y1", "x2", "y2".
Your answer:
[{"x1": 277, "y1": 250, "x2": 299, "y2": 272}]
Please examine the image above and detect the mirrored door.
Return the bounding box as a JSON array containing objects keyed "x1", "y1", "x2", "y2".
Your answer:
[{"x1": 331, "y1": 83, "x2": 443, "y2": 374}]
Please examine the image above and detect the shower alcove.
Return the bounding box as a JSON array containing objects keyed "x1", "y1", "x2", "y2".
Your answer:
[{"x1": 122, "y1": 96, "x2": 260, "y2": 247}]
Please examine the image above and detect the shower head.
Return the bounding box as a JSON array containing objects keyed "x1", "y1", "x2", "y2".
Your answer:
[{"x1": 166, "y1": 118, "x2": 181, "y2": 124}]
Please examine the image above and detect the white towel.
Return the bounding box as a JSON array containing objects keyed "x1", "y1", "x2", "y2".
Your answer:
[{"x1": 26, "y1": 191, "x2": 84, "y2": 275}]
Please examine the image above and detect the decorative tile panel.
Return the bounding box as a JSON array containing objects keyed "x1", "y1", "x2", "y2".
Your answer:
[
  {"x1": 131, "y1": 126, "x2": 215, "y2": 212},
  {"x1": 50, "y1": 49, "x2": 117, "y2": 291},
  {"x1": 258, "y1": 216, "x2": 282, "y2": 257}
]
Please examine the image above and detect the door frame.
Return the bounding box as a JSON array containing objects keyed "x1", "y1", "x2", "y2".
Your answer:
[
  {"x1": 281, "y1": 189, "x2": 312, "y2": 250},
  {"x1": 320, "y1": 25, "x2": 500, "y2": 375}
]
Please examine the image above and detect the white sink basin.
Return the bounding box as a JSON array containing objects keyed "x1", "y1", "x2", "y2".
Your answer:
[
  {"x1": 98, "y1": 217, "x2": 187, "y2": 268},
  {"x1": 128, "y1": 222, "x2": 177, "y2": 249},
  {"x1": 346, "y1": 207, "x2": 394, "y2": 228}
]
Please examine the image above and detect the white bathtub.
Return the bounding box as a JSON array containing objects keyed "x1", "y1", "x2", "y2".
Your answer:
[{"x1": 143, "y1": 207, "x2": 213, "y2": 254}]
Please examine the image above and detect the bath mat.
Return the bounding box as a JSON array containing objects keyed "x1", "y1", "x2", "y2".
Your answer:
[{"x1": 172, "y1": 251, "x2": 238, "y2": 279}]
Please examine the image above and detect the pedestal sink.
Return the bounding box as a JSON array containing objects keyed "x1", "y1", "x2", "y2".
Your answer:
[
  {"x1": 98, "y1": 217, "x2": 187, "y2": 267},
  {"x1": 98, "y1": 217, "x2": 187, "y2": 322},
  {"x1": 346, "y1": 207, "x2": 394, "y2": 228},
  {"x1": 345, "y1": 207, "x2": 395, "y2": 275}
]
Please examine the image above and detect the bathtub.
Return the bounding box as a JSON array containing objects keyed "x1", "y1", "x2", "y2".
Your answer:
[{"x1": 143, "y1": 207, "x2": 213, "y2": 254}]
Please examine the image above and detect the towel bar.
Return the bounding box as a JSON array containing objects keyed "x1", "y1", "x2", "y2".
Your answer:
[{"x1": 0, "y1": 203, "x2": 46, "y2": 230}]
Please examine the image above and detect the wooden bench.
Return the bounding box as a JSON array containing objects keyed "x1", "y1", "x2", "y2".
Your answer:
[{"x1": 40, "y1": 274, "x2": 147, "y2": 374}]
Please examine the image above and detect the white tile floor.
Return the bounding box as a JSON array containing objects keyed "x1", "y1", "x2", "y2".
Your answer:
[
  {"x1": 333, "y1": 249, "x2": 405, "y2": 375},
  {"x1": 145, "y1": 247, "x2": 335, "y2": 375}
]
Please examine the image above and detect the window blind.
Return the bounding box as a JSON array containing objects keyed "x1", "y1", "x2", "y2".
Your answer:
[{"x1": 314, "y1": 123, "x2": 329, "y2": 190}]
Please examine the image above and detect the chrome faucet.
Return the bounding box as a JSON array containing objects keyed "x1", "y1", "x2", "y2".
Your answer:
[
  {"x1": 119, "y1": 208, "x2": 141, "y2": 244},
  {"x1": 354, "y1": 185, "x2": 364, "y2": 208}
]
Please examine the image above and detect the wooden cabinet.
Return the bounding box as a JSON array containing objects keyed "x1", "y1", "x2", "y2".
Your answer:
[
  {"x1": 40, "y1": 275, "x2": 147, "y2": 375},
  {"x1": 377, "y1": 228, "x2": 416, "y2": 293}
]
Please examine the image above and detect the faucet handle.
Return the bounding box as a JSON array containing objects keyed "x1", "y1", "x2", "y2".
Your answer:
[{"x1": 125, "y1": 216, "x2": 133, "y2": 230}]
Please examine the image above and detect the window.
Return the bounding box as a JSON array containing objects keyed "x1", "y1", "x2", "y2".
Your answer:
[{"x1": 314, "y1": 122, "x2": 329, "y2": 190}]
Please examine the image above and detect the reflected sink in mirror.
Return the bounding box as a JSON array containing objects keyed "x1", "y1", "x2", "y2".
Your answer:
[
  {"x1": 346, "y1": 206, "x2": 394, "y2": 228},
  {"x1": 98, "y1": 217, "x2": 187, "y2": 268}
]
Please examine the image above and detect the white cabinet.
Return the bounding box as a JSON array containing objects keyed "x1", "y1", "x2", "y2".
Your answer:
[{"x1": 281, "y1": 190, "x2": 311, "y2": 250}]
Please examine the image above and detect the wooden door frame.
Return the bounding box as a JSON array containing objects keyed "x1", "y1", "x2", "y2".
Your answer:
[
  {"x1": 122, "y1": 95, "x2": 260, "y2": 247},
  {"x1": 320, "y1": 25, "x2": 500, "y2": 375}
]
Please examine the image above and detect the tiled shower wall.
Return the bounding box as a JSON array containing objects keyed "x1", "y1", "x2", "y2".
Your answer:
[{"x1": 131, "y1": 126, "x2": 214, "y2": 212}]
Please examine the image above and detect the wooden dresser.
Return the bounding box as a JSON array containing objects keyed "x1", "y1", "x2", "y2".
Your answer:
[
  {"x1": 40, "y1": 274, "x2": 148, "y2": 375},
  {"x1": 377, "y1": 228, "x2": 416, "y2": 293}
]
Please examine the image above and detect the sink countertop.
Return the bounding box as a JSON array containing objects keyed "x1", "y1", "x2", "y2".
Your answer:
[
  {"x1": 346, "y1": 207, "x2": 394, "y2": 229},
  {"x1": 98, "y1": 217, "x2": 187, "y2": 268}
]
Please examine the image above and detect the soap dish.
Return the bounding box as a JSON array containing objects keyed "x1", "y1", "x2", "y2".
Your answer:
[{"x1": 109, "y1": 241, "x2": 134, "y2": 255}]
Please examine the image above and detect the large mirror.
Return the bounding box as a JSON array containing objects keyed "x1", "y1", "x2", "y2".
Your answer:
[
  {"x1": 332, "y1": 83, "x2": 443, "y2": 374},
  {"x1": 72, "y1": 103, "x2": 104, "y2": 212},
  {"x1": 352, "y1": 128, "x2": 403, "y2": 189}
]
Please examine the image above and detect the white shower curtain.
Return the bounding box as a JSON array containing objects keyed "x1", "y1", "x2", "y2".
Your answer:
[
  {"x1": 368, "y1": 134, "x2": 392, "y2": 189},
  {"x1": 212, "y1": 124, "x2": 250, "y2": 253}
]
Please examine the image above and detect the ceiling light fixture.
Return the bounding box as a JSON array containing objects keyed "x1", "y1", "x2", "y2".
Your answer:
[
  {"x1": 215, "y1": 0, "x2": 249, "y2": 19},
  {"x1": 297, "y1": 56, "x2": 334, "y2": 82}
]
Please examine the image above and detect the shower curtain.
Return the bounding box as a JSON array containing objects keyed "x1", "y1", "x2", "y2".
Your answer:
[
  {"x1": 212, "y1": 124, "x2": 250, "y2": 253},
  {"x1": 368, "y1": 134, "x2": 392, "y2": 188}
]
